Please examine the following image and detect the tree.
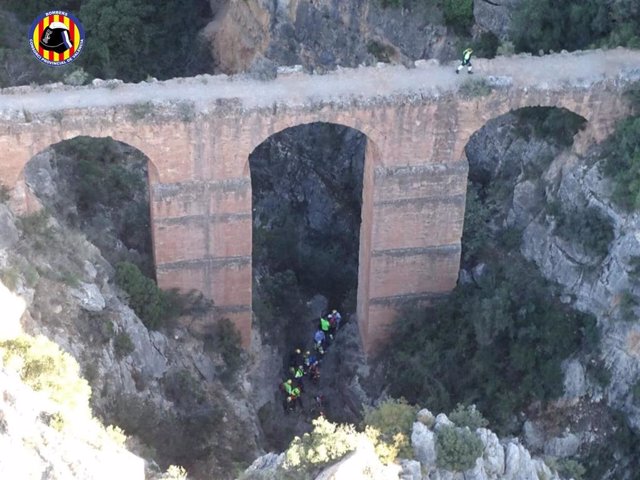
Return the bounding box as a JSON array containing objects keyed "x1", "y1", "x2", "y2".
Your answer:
[
  {"x1": 436, "y1": 425, "x2": 483, "y2": 472},
  {"x1": 78, "y1": 0, "x2": 211, "y2": 82}
]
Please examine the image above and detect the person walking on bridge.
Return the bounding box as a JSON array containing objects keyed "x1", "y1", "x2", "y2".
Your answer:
[{"x1": 456, "y1": 48, "x2": 473, "y2": 74}]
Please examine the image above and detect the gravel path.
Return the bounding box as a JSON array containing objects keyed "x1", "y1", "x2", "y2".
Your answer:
[{"x1": 0, "y1": 48, "x2": 639, "y2": 115}]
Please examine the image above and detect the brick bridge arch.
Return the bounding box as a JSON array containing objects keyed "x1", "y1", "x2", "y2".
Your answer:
[{"x1": 1, "y1": 49, "x2": 639, "y2": 354}]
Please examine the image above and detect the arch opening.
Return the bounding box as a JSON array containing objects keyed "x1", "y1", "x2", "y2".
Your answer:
[
  {"x1": 249, "y1": 122, "x2": 370, "y2": 344},
  {"x1": 384, "y1": 106, "x2": 596, "y2": 434},
  {"x1": 22, "y1": 136, "x2": 157, "y2": 279},
  {"x1": 247, "y1": 121, "x2": 376, "y2": 447}
]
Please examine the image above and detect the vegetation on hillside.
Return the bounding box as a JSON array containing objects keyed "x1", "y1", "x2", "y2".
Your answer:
[
  {"x1": 601, "y1": 114, "x2": 640, "y2": 211},
  {"x1": 385, "y1": 251, "x2": 598, "y2": 433},
  {"x1": 0, "y1": 334, "x2": 91, "y2": 428},
  {"x1": 512, "y1": 0, "x2": 640, "y2": 53},
  {"x1": 385, "y1": 109, "x2": 600, "y2": 434},
  {"x1": 2, "y1": 0, "x2": 212, "y2": 84}
]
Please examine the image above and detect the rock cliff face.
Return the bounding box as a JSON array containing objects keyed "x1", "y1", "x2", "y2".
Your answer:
[
  {"x1": 205, "y1": 0, "x2": 458, "y2": 73},
  {"x1": 464, "y1": 107, "x2": 640, "y2": 470},
  {"x1": 473, "y1": 0, "x2": 523, "y2": 40},
  {"x1": 517, "y1": 145, "x2": 640, "y2": 428},
  {"x1": 0, "y1": 184, "x2": 261, "y2": 478}
]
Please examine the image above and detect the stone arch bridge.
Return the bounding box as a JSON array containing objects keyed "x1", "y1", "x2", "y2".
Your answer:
[{"x1": 1, "y1": 49, "x2": 639, "y2": 354}]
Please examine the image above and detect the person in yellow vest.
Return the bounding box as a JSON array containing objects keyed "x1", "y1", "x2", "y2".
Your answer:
[{"x1": 456, "y1": 48, "x2": 473, "y2": 74}]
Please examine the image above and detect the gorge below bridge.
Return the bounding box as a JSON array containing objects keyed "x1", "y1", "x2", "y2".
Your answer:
[{"x1": 1, "y1": 48, "x2": 639, "y2": 354}]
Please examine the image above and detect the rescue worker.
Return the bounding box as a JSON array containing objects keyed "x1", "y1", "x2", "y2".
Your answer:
[
  {"x1": 289, "y1": 365, "x2": 305, "y2": 390},
  {"x1": 319, "y1": 316, "x2": 331, "y2": 333},
  {"x1": 331, "y1": 310, "x2": 342, "y2": 329},
  {"x1": 304, "y1": 351, "x2": 319, "y2": 371},
  {"x1": 289, "y1": 385, "x2": 303, "y2": 410},
  {"x1": 456, "y1": 48, "x2": 473, "y2": 74},
  {"x1": 308, "y1": 362, "x2": 320, "y2": 384},
  {"x1": 314, "y1": 329, "x2": 326, "y2": 354},
  {"x1": 281, "y1": 379, "x2": 294, "y2": 396}
]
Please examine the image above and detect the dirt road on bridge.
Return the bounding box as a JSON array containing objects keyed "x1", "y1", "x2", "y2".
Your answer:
[{"x1": 0, "y1": 48, "x2": 639, "y2": 116}]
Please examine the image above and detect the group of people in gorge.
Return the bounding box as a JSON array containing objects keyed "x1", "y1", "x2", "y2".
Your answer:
[{"x1": 280, "y1": 309, "x2": 342, "y2": 414}]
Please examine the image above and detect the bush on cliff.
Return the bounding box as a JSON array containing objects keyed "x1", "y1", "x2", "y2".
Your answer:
[
  {"x1": 511, "y1": 0, "x2": 640, "y2": 54},
  {"x1": 436, "y1": 425, "x2": 483, "y2": 472},
  {"x1": 385, "y1": 254, "x2": 598, "y2": 433},
  {"x1": 363, "y1": 398, "x2": 417, "y2": 463},
  {"x1": 283, "y1": 417, "x2": 360, "y2": 476},
  {"x1": 0, "y1": 334, "x2": 91, "y2": 428},
  {"x1": 601, "y1": 115, "x2": 640, "y2": 211},
  {"x1": 115, "y1": 261, "x2": 180, "y2": 330}
]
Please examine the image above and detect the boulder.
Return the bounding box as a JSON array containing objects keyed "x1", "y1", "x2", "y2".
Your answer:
[
  {"x1": 70, "y1": 282, "x2": 105, "y2": 312},
  {"x1": 562, "y1": 359, "x2": 587, "y2": 401},
  {"x1": 417, "y1": 408, "x2": 436, "y2": 427},
  {"x1": 477, "y1": 428, "x2": 505, "y2": 476},
  {"x1": 522, "y1": 421, "x2": 545, "y2": 452},
  {"x1": 503, "y1": 442, "x2": 539, "y2": 480},
  {"x1": 412, "y1": 420, "x2": 436, "y2": 466},
  {"x1": 399, "y1": 459, "x2": 421, "y2": 480},
  {"x1": 434, "y1": 413, "x2": 454, "y2": 431},
  {"x1": 544, "y1": 433, "x2": 581, "y2": 458},
  {"x1": 473, "y1": 0, "x2": 523, "y2": 40}
]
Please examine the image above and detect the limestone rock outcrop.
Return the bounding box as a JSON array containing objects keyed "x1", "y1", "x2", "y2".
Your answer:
[
  {"x1": 243, "y1": 409, "x2": 559, "y2": 480},
  {"x1": 0, "y1": 367, "x2": 145, "y2": 480}
]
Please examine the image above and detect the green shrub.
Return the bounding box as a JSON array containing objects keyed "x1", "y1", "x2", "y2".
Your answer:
[
  {"x1": 458, "y1": 78, "x2": 493, "y2": 98},
  {"x1": 496, "y1": 41, "x2": 515, "y2": 57},
  {"x1": 449, "y1": 404, "x2": 489, "y2": 430},
  {"x1": 204, "y1": 318, "x2": 243, "y2": 382},
  {"x1": 163, "y1": 369, "x2": 205, "y2": 408},
  {"x1": 0, "y1": 183, "x2": 10, "y2": 202},
  {"x1": 367, "y1": 40, "x2": 396, "y2": 62},
  {"x1": 443, "y1": 0, "x2": 473, "y2": 32},
  {"x1": 114, "y1": 331, "x2": 135, "y2": 358},
  {"x1": 386, "y1": 253, "x2": 598, "y2": 433},
  {"x1": 115, "y1": 261, "x2": 180, "y2": 330},
  {"x1": 547, "y1": 457, "x2": 586, "y2": 480},
  {"x1": 283, "y1": 417, "x2": 360, "y2": 474},
  {"x1": 581, "y1": 408, "x2": 640, "y2": 479},
  {"x1": 0, "y1": 334, "x2": 91, "y2": 427},
  {"x1": 18, "y1": 210, "x2": 52, "y2": 237},
  {"x1": 511, "y1": 0, "x2": 611, "y2": 54},
  {"x1": 436, "y1": 425, "x2": 483, "y2": 472},
  {"x1": 363, "y1": 398, "x2": 417, "y2": 463},
  {"x1": 586, "y1": 360, "x2": 611, "y2": 388},
  {"x1": 461, "y1": 184, "x2": 491, "y2": 262},
  {"x1": 553, "y1": 205, "x2": 614, "y2": 258},
  {"x1": 511, "y1": 0, "x2": 640, "y2": 54},
  {"x1": 601, "y1": 116, "x2": 640, "y2": 211},
  {"x1": 473, "y1": 32, "x2": 499, "y2": 59}
]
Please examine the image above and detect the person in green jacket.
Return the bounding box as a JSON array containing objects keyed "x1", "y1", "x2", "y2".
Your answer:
[
  {"x1": 456, "y1": 48, "x2": 473, "y2": 74},
  {"x1": 319, "y1": 316, "x2": 331, "y2": 333}
]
